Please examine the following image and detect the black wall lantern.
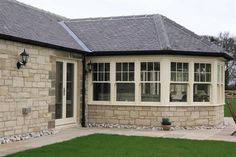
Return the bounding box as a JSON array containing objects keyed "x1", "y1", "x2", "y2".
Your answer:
[
  {"x1": 17, "y1": 49, "x2": 29, "y2": 69},
  {"x1": 86, "y1": 61, "x2": 92, "y2": 72}
]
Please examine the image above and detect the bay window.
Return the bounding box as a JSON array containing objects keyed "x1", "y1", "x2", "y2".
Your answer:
[
  {"x1": 92, "y1": 63, "x2": 110, "y2": 101},
  {"x1": 116, "y1": 62, "x2": 135, "y2": 101},
  {"x1": 170, "y1": 62, "x2": 189, "y2": 102},
  {"x1": 193, "y1": 63, "x2": 211, "y2": 102},
  {"x1": 141, "y1": 62, "x2": 160, "y2": 102}
]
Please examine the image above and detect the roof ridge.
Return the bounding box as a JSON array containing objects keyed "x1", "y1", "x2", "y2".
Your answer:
[
  {"x1": 162, "y1": 16, "x2": 223, "y2": 52},
  {"x1": 66, "y1": 14, "x2": 159, "y2": 22},
  {"x1": 59, "y1": 21, "x2": 91, "y2": 52},
  {"x1": 153, "y1": 15, "x2": 171, "y2": 50},
  {"x1": 7, "y1": 0, "x2": 68, "y2": 20}
]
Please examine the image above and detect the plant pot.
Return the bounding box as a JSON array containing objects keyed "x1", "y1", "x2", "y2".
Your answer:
[{"x1": 162, "y1": 125, "x2": 171, "y2": 131}]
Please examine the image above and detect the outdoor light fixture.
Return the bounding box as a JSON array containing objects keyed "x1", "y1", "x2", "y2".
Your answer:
[
  {"x1": 17, "y1": 49, "x2": 29, "y2": 69},
  {"x1": 87, "y1": 61, "x2": 92, "y2": 72}
]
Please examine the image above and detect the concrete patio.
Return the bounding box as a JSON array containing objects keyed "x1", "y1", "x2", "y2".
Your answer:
[{"x1": 1, "y1": 118, "x2": 236, "y2": 157}]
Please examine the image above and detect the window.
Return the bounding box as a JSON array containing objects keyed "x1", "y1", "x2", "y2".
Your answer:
[
  {"x1": 170, "y1": 62, "x2": 189, "y2": 102},
  {"x1": 217, "y1": 64, "x2": 224, "y2": 103},
  {"x1": 194, "y1": 63, "x2": 211, "y2": 82},
  {"x1": 141, "y1": 62, "x2": 160, "y2": 102},
  {"x1": 193, "y1": 63, "x2": 211, "y2": 102},
  {"x1": 92, "y1": 63, "x2": 110, "y2": 101},
  {"x1": 116, "y1": 62, "x2": 135, "y2": 101}
]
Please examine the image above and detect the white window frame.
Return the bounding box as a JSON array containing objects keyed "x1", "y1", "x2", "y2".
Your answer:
[
  {"x1": 87, "y1": 56, "x2": 222, "y2": 107},
  {"x1": 193, "y1": 63, "x2": 212, "y2": 103},
  {"x1": 217, "y1": 64, "x2": 225, "y2": 104},
  {"x1": 140, "y1": 62, "x2": 161, "y2": 102},
  {"x1": 91, "y1": 63, "x2": 111, "y2": 103},
  {"x1": 170, "y1": 62, "x2": 189, "y2": 103},
  {"x1": 115, "y1": 62, "x2": 135, "y2": 102}
]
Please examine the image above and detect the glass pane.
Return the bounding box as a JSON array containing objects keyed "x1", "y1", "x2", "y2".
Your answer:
[
  {"x1": 116, "y1": 83, "x2": 135, "y2": 101},
  {"x1": 93, "y1": 63, "x2": 97, "y2": 72},
  {"x1": 123, "y1": 63, "x2": 128, "y2": 71},
  {"x1": 171, "y1": 72, "x2": 176, "y2": 81},
  {"x1": 194, "y1": 63, "x2": 199, "y2": 72},
  {"x1": 141, "y1": 71, "x2": 145, "y2": 81},
  {"x1": 55, "y1": 62, "x2": 63, "y2": 119},
  {"x1": 200, "y1": 73, "x2": 205, "y2": 82},
  {"x1": 155, "y1": 71, "x2": 160, "y2": 81},
  {"x1": 177, "y1": 63, "x2": 182, "y2": 71},
  {"x1": 116, "y1": 63, "x2": 121, "y2": 71},
  {"x1": 200, "y1": 64, "x2": 205, "y2": 72},
  {"x1": 141, "y1": 83, "x2": 160, "y2": 102},
  {"x1": 194, "y1": 73, "x2": 199, "y2": 82},
  {"x1": 183, "y1": 73, "x2": 188, "y2": 82},
  {"x1": 129, "y1": 63, "x2": 134, "y2": 71},
  {"x1": 105, "y1": 63, "x2": 110, "y2": 72},
  {"x1": 193, "y1": 84, "x2": 210, "y2": 102},
  {"x1": 206, "y1": 64, "x2": 211, "y2": 72},
  {"x1": 66, "y1": 63, "x2": 74, "y2": 118},
  {"x1": 183, "y1": 63, "x2": 188, "y2": 72},
  {"x1": 171, "y1": 62, "x2": 176, "y2": 71},
  {"x1": 93, "y1": 83, "x2": 110, "y2": 101},
  {"x1": 217, "y1": 65, "x2": 220, "y2": 83},
  {"x1": 148, "y1": 62, "x2": 153, "y2": 71},
  {"x1": 123, "y1": 72, "x2": 128, "y2": 81},
  {"x1": 116, "y1": 72, "x2": 121, "y2": 81},
  {"x1": 154, "y1": 62, "x2": 160, "y2": 71},
  {"x1": 99, "y1": 63, "x2": 104, "y2": 72},
  {"x1": 129, "y1": 72, "x2": 134, "y2": 81},
  {"x1": 105, "y1": 72, "x2": 110, "y2": 81},
  {"x1": 170, "y1": 84, "x2": 187, "y2": 102},
  {"x1": 206, "y1": 73, "x2": 211, "y2": 82},
  {"x1": 177, "y1": 72, "x2": 182, "y2": 81},
  {"x1": 148, "y1": 72, "x2": 153, "y2": 81},
  {"x1": 141, "y1": 62, "x2": 146, "y2": 71},
  {"x1": 221, "y1": 66, "x2": 224, "y2": 83},
  {"x1": 99, "y1": 72, "x2": 103, "y2": 81}
]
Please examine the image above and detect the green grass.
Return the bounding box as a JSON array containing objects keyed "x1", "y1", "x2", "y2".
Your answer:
[
  {"x1": 5, "y1": 134, "x2": 236, "y2": 157},
  {"x1": 224, "y1": 98, "x2": 236, "y2": 117}
]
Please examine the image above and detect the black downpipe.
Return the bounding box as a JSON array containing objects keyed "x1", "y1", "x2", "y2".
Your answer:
[{"x1": 81, "y1": 56, "x2": 86, "y2": 127}]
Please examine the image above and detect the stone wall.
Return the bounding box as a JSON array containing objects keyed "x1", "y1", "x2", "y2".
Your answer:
[
  {"x1": 88, "y1": 105, "x2": 224, "y2": 127},
  {"x1": 0, "y1": 39, "x2": 81, "y2": 136}
]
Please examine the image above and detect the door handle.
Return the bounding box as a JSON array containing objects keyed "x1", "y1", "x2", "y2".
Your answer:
[{"x1": 63, "y1": 87, "x2": 66, "y2": 96}]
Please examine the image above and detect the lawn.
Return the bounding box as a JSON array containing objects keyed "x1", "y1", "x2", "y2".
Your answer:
[
  {"x1": 5, "y1": 134, "x2": 236, "y2": 157},
  {"x1": 224, "y1": 98, "x2": 236, "y2": 117}
]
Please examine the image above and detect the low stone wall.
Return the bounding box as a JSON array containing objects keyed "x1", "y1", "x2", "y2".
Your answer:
[{"x1": 88, "y1": 105, "x2": 224, "y2": 127}]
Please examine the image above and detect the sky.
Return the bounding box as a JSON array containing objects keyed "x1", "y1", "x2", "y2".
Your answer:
[{"x1": 17, "y1": 0, "x2": 236, "y2": 37}]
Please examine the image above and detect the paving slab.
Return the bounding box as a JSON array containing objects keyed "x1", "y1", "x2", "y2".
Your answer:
[{"x1": 1, "y1": 118, "x2": 236, "y2": 156}]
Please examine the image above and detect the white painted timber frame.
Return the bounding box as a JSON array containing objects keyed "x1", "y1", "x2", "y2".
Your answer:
[
  {"x1": 87, "y1": 55, "x2": 225, "y2": 107},
  {"x1": 55, "y1": 58, "x2": 78, "y2": 126}
]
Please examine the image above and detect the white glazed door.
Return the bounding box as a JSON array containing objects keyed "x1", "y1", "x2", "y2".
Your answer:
[{"x1": 55, "y1": 60, "x2": 77, "y2": 126}]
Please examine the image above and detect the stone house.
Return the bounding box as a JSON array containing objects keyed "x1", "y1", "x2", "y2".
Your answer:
[{"x1": 0, "y1": 0, "x2": 232, "y2": 136}]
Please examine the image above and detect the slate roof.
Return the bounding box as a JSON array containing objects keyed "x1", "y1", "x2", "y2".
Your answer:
[
  {"x1": 0, "y1": 0, "x2": 232, "y2": 59},
  {"x1": 65, "y1": 15, "x2": 229, "y2": 55},
  {"x1": 0, "y1": 0, "x2": 84, "y2": 51}
]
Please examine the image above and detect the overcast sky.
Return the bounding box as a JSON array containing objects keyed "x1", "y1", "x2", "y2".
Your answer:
[{"x1": 18, "y1": 0, "x2": 236, "y2": 36}]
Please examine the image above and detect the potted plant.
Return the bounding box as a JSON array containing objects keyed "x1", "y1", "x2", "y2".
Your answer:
[{"x1": 161, "y1": 118, "x2": 172, "y2": 131}]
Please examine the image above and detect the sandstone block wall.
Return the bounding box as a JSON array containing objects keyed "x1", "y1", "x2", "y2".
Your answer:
[
  {"x1": 88, "y1": 105, "x2": 224, "y2": 127},
  {"x1": 0, "y1": 39, "x2": 81, "y2": 136}
]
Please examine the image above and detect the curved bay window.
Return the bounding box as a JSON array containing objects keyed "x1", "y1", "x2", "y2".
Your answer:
[
  {"x1": 170, "y1": 62, "x2": 189, "y2": 102},
  {"x1": 141, "y1": 62, "x2": 160, "y2": 102},
  {"x1": 92, "y1": 63, "x2": 110, "y2": 101},
  {"x1": 194, "y1": 63, "x2": 211, "y2": 102}
]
